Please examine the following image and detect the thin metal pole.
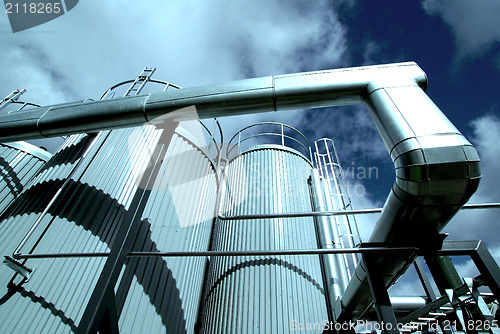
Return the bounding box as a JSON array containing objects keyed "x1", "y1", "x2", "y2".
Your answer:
[
  {"x1": 12, "y1": 133, "x2": 102, "y2": 258},
  {"x1": 280, "y1": 123, "x2": 284, "y2": 146},
  {"x1": 460, "y1": 203, "x2": 500, "y2": 210},
  {"x1": 217, "y1": 203, "x2": 500, "y2": 220},
  {"x1": 363, "y1": 251, "x2": 400, "y2": 334},
  {"x1": 77, "y1": 122, "x2": 177, "y2": 334},
  {"x1": 218, "y1": 208, "x2": 382, "y2": 220},
  {"x1": 15, "y1": 247, "x2": 419, "y2": 260}
]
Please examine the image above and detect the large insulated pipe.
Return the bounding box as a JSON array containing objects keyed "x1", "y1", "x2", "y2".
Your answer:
[
  {"x1": 0, "y1": 62, "x2": 426, "y2": 142},
  {"x1": 337, "y1": 77, "x2": 481, "y2": 320},
  {"x1": 0, "y1": 62, "x2": 480, "y2": 318}
]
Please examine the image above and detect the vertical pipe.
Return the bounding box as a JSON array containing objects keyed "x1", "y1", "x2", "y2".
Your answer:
[
  {"x1": 425, "y1": 256, "x2": 463, "y2": 294},
  {"x1": 310, "y1": 168, "x2": 348, "y2": 318}
]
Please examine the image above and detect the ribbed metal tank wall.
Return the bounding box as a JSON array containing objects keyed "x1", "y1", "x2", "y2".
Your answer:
[
  {"x1": 199, "y1": 146, "x2": 329, "y2": 333},
  {"x1": 0, "y1": 126, "x2": 217, "y2": 333},
  {"x1": 0, "y1": 142, "x2": 51, "y2": 216},
  {"x1": 116, "y1": 129, "x2": 217, "y2": 333}
]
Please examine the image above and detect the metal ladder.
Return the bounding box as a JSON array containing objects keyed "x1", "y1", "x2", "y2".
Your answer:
[
  {"x1": 124, "y1": 67, "x2": 156, "y2": 96},
  {"x1": 313, "y1": 138, "x2": 362, "y2": 279},
  {"x1": 0, "y1": 89, "x2": 26, "y2": 111}
]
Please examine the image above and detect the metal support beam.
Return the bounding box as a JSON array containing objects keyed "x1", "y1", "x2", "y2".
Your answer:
[
  {"x1": 414, "y1": 258, "x2": 437, "y2": 300},
  {"x1": 399, "y1": 295, "x2": 450, "y2": 324},
  {"x1": 217, "y1": 203, "x2": 500, "y2": 221},
  {"x1": 362, "y1": 251, "x2": 400, "y2": 334},
  {"x1": 463, "y1": 277, "x2": 499, "y2": 334},
  {"x1": 98, "y1": 294, "x2": 120, "y2": 334},
  {"x1": 470, "y1": 241, "x2": 500, "y2": 302},
  {"x1": 414, "y1": 258, "x2": 453, "y2": 334},
  {"x1": 437, "y1": 240, "x2": 500, "y2": 302},
  {"x1": 424, "y1": 255, "x2": 462, "y2": 295},
  {"x1": 15, "y1": 246, "x2": 420, "y2": 259},
  {"x1": 76, "y1": 122, "x2": 177, "y2": 334},
  {"x1": 425, "y1": 253, "x2": 475, "y2": 332}
]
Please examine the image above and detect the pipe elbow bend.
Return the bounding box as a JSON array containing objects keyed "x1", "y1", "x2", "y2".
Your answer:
[{"x1": 393, "y1": 140, "x2": 481, "y2": 206}]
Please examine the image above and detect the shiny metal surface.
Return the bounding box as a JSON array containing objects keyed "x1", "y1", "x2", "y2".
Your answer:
[
  {"x1": 0, "y1": 127, "x2": 217, "y2": 333},
  {"x1": 313, "y1": 138, "x2": 361, "y2": 278},
  {"x1": 337, "y1": 77, "x2": 480, "y2": 320},
  {"x1": 216, "y1": 202, "x2": 497, "y2": 220},
  {"x1": 0, "y1": 62, "x2": 426, "y2": 142},
  {"x1": 116, "y1": 131, "x2": 217, "y2": 333},
  {"x1": 0, "y1": 61, "x2": 481, "y2": 326},
  {"x1": 310, "y1": 168, "x2": 348, "y2": 318},
  {"x1": 389, "y1": 296, "x2": 427, "y2": 311},
  {"x1": 226, "y1": 122, "x2": 313, "y2": 162},
  {"x1": 2, "y1": 142, "x2": 52, "y2": 161},
  {"x1": 199, "y1": 146, "x2": 328, "y2": 333},
  {"x1": 13, "y1": 246, "x2": 421, "y2": 259}
]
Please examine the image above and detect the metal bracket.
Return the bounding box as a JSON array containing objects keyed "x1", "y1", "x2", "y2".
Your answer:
[
  {"x1": 362, "y1": 250, "x2": 400, "y2": 334},
  {"x1": 3, "y1": 256, "x2": 34, "y2": 281}
]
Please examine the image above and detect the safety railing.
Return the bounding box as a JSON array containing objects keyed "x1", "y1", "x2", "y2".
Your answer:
[{"x1": 226, "y1": 121, "x2": 313, "y2": 162}]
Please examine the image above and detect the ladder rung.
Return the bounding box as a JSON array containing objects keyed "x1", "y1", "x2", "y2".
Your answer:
[{"x1": 429, "y1": 312, "x2": 447, "y2": 316}]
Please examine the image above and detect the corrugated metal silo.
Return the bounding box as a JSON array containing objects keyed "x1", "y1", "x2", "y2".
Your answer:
[
  {"x1": 116, "y1": 125, "x2": 218, "y2": 333},
  {"x1": 0, "y1": 90, "x2": 52, "y2": 216},
  {"x1": 0, "y1": 71, "x2": 219, "y2": 333},
  {"x1": 0, "y1": 142, "x2": 51, "y2": 216},
  {"x1": 199, "y1": 124, "x2": 329, "y2": 333}
]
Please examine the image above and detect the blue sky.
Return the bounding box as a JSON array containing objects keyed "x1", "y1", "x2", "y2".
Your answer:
[{"x1": 1, "y1": 0, "x2": 499, "y2": 295}]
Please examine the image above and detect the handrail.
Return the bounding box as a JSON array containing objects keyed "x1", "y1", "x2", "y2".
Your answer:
[
  {"x1": 226, "y1": 121, "x2": 312, "y2": 162},
  {"x1": 14, "y1": 246, "x2": 419, "y2": 259},
  {"x1": 217, "y1": 203, "x2": 500, "y2": 220},
  {"x1": 100, "y1": 78, "x2": 181, "y2": 100}
]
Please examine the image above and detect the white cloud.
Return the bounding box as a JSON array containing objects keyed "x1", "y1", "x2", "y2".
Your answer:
[
  {"x1": 0, "y1": 45, "x2": 70, "y2": 105},
  {"x1": 444, "y1": 114, "x2": 500, "y2": 253},
  {"x1": 454, "y1": 257, "x2": 480, "y2": 279},
  {"x1": 390, "y1": 114, "x2": 500, "y2": 298},
  {"x1": 0, "y1": 1, "x2": 347, "y2": 102},
  {"x1": 348, "y1": 182, "x2": 380, "y2": 242},
  {"x1": 0, "y1": 1, "x2": 414, "y2": 247},
  {"x1": 298, "y1": 106, "x2": 389, "y2": 162},
  {"x1": 1, "y1": 0, "x2": 351, "y2": 153},
  {"x1": 362, "y1": 41, "x2": 387, "y2": 66},
  {"x1": 422, "y1": 0, "x2": 500, "y2": 61},
  {"x1": 0, "y1": 0, "x2": 385, "y2": 256},
  {"x1": 389, "y1": 273, "x2": 427, "y2": 297}
]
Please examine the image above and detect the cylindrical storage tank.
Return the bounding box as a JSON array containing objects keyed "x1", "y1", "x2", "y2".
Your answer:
[
  {"x1": 199, "y1": 144, "x2": 329, "y2": 333},
  {"x1": 0, "y1": 123, "x2": 217, "y2": 333},
  {"x1": 116, "y1": 125, "x2": 218, "y2": 333},
  {"x1": 0, "y1": 142, "x2": 51, "y2": 216}
]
